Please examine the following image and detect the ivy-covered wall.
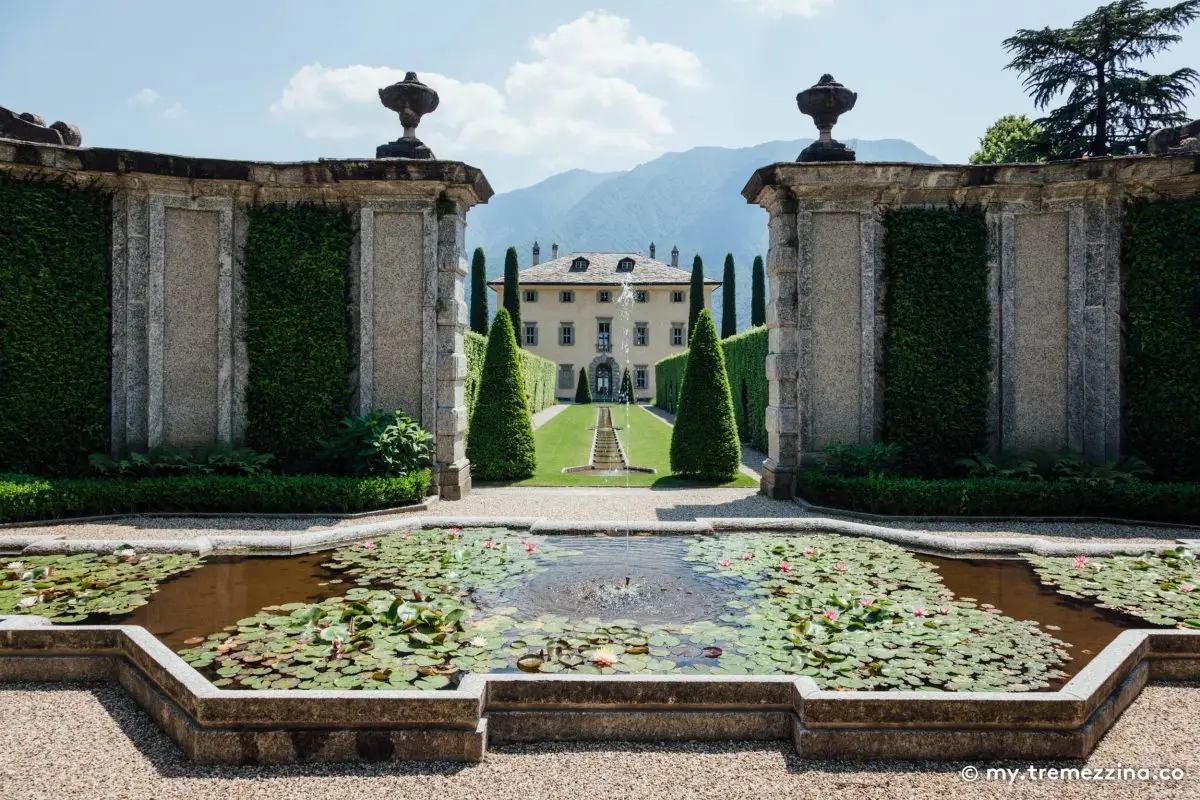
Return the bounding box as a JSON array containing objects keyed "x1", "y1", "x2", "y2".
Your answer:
[
  {"x1": 464, "y1": 330, "x2": 556, "y2": 422},
  {"x1": 655, "y1": 325, "x2": 767, "y2": 451},
  {"x1": 242, "y1": 204, "x2": 355, "y2": 472},
  {"x1": 882, "y1": 206, "x2": 990, "y2": 476},
  {"x1": 0, "y1": 177, "x2": 111, "y2": 476},
  {"x1": 1123, "y1": 197, "x2": 1200, "y2": 481}
]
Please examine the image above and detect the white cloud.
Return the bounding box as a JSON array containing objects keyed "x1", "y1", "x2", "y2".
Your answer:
[
  {"x1": 734, "y1": 0, "x2": 836, "y2": 17},
  {"x1": 128, "y1": 88, "x2": 160, "y2": 106},
  {"x1": 269, "y1": 12, "x2": 704, "y2": 173},
  {"x1": 161, "y1": 103, "x2": 186, "y2": 121}
]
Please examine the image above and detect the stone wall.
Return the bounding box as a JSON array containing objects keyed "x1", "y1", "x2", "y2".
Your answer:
[
  {"x1": 0, "y1": 139, "x2": 492, "y2": 499},
  {"x1": 743, "y1": 154, "x2": 1200, "y2": 498}
]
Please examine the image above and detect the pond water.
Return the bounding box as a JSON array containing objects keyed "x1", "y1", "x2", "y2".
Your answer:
[{"x1": 112, "y1": 533, "x2": 1148, "y2": 688}]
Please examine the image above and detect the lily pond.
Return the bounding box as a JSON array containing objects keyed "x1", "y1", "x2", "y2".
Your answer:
[{"x1": 3, "y1": 530, "x2": 1197, "y2": 692}]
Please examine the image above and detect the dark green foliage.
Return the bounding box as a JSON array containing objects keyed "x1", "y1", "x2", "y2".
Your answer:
[
  {"x1": 463, "y1": 330, "x2": 555, "y2": 421},
  {"x1": 822, "y1": 443, "x2": 902, "y2": 478},
  {"x1": 688, "y1": 254, "x2": 704, "y2": 342},
  {"x1": 620, "y1": 368, "x2": 634, "y2": 404},
  {"x1": 1003, "y1": 0, "x2": 1200, "y2": 158},
  {"x1": 0, "y1": 471, "x2": 431, "y2": 523},
  {"x1": 89, "y1": 446, "x2": 272, "y2": 477},
  {"x1": 969, "y1": 114, "x2": 1047, "y2": 164},
  {"x1": 318, "y1": 409, "x2": 432, "y2": 477},
  {"x1": 466, "y1": 310, "x2": 536, "y2": 480},
  {"x1": 670, "y1": 310, "x2": 741, "y2": 480},
  {"x1": 751, "y1": 254, "x2": 766, "y2": 327},
  {"x1": 0, "y1": 176, "x2": 110, "y2": 476},
  {"x1": 721, "y1": 254, "x2": 737, "y2": 338},
  {"x1": 502, "y1": 246, "x2": 522, "y2": 347},
  {"x1": 882, "y1": 206, "x2": 989, "y2": 476},
  {"x1": 242, "y1": 203, "x2": 354, "y2": 472},
  {"x1": 1123, "y1": 197, "x2": 1200, "y2": 480},
  {"x1": 795, "y1": 470, "x2": 1200, "y2": 525},
  {"x1": 575, "y1": 368, "x2": 592, "y2": 404},
  {"x1": 470, "y1": 247, "x2": 489, "y2": 335},
  {"x1": 956, "y1": 450, "x2": 1153, "y2": 485},
  {"x1": 655, "y1": 326, "x2": 767, "y2": 451}
]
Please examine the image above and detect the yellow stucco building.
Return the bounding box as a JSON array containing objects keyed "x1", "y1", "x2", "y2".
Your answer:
[{"x1": 488, "y1": 244, "x2": 719, "y2": 402}]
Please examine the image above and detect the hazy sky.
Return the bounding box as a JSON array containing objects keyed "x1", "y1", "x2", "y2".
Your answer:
[{"x1": 5, "y1": 0, "x2": 1198, "y2": 191}]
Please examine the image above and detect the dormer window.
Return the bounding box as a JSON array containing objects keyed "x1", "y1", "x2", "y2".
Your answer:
[
  {"x1": 570, "y1": 257, "x2": 590, "y2": 272},
  {"x1": 617, "y1": 257, "x2": 635, "y2": 272}
]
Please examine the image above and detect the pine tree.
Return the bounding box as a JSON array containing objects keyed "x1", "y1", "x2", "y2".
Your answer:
[
  {"x1": 669, "y1": 309, "x2": 741, "y2": 481},
  {"x1": 721, "y1": 253, "x2": 737, "y2": 338},
  {"x1": 465, "y1": 308, "x2": 536, "y2": 480},
  {"x1": 575, "y1": 367, "x2": 592, "y2": 404},
  {"x1": 620, "y1": 367, "x2": 634, "y2": 404},
  {"x1": 469, "y1": 247, "x2": 488, "y2": 335},
  {"x1": 502, "y1": 246, "x2": 522, "y2": 347},
  {"x1": 688, "y1": 254, "x2": 704, "y2": 343},
  {"x1": 751, "y1": 255, "x2": 766, "y2": 327}
]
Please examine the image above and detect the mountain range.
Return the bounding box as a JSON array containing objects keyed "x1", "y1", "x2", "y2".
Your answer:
[{"x1": 465, "y1": 138, "x2": 940, "y2": 331}]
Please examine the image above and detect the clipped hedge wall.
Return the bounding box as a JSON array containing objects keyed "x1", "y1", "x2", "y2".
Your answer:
[
  {"x1": 882, "y1": 205, "x2": 989, "y2": 476},
  {"x1": 1123, "y1": 197, "x2": 1200, "y2": 481},
  {"x1": 0, "y1": 470, "x2": 431, "y2": 523},
  {"x1": 0, "y1": 176, "x2": 111, "y2": 477},
  {"x1": 655, "y1": 326, "x2": 767, "y2": 451},
  {"x1": 796, "y1": 471, "x2": 1200, "y2": 525},
  {"x1": 242, "y1": 204, "x2": 355, "y2": 472},
  {"x1": 464, "y1": 330, "x2": 555, "y2": 421}
]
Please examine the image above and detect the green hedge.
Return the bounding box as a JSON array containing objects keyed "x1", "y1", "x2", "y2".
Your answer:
[
  {"x1": 464, "y1": 330, "x2": 555, "y2": 421},
  {"x1": 796, "y1": 471, "x2": 1200, "y2": 525},
  {"x1": 0, "y1": 177, "x2": 111, "y2": 477},
  {"x1": 242, "y1": 204, "x2": 355, "y2": 472},
  {"x1": 0, "y1": 470, "x2": 431, "y2": 523},
  {"x1": 655, "y1": 326, "x2": 767, "y2": 451},
  {"x1": 882, "y1": 206, "x2": 989, "y2": 476},
  {"x1": 1123, "y1": 198, "x2": 1200, "y2": 481}
]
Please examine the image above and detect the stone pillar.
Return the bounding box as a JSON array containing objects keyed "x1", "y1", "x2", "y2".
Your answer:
[
  {"x1": 110, "y1": 188, "x2": 150, "y2": 453},
  {"x1": 760, "y1": 189, "x2": 800, "y2": 498},
  {"x1": 435, "y1": 192, "x2": 473, "y2": 499}
]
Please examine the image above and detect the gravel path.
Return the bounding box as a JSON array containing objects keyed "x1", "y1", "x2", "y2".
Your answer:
[
  {"x1": 531, "y1": 403, "x2": 570, "y2": 430},
  {"x1": 0, "y1": 680, "x2": 1196, "y2": 799},
  {"x1": 642, "y1": 405, "x2": 766, "y2": 478}
]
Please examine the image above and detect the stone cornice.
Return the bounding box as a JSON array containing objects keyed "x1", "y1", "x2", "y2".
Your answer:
[{"x1": 0, "y1": 138, "x2": 493, "y2": 206}]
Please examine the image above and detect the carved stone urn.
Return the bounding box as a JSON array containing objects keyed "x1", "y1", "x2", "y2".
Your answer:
[
  {"x1": 376, "y1": 72, "x2": 439, "y2": 159},
  {"x1": 795, "y1": 74, "x2": 857, "y2": 162}
]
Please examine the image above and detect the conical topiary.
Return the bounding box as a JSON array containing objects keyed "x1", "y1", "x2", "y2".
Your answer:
[
  {"x1": 575, "y1": 367, "x2": 592, "y2": 404},
  {"x1": 620, "y1": 367, "x2": 634, "y2": 404},
  {"x1": 669, "y1": 309, "x2": 741, "y2": 480},
  {"x1": 502, "y1": 246, "x2": 522, "y2": 347},
  {"x1": 466, "y1": 308, "x2": 536, "y2": 480},
  {"x1": 688, "y1": 254, "x2": 704, "y2": 343}
]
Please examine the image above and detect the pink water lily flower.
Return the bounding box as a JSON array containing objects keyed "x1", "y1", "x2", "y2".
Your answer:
[
  {"x1": 803, "y1": 546, "x2": 815, "y2": 559},
  {"x1": 913, "y1": 606, "x2": 927, "y2": 617},
  {"x1": 1180, "y1": 584, "x2": 1194, "y2": 594},
  {"x1": 822, "y1": 609, "x2": 839, "y2": 622},
  {"x1": 1073, "y1": 555, "x2": 1089, "y2": 570},
  {"x1": 718, "y1": 559, "x2": 732, "y2": 568},
  {"x1": 402, "y1": 532, "x2": 413, "y2": 540},
  {"x1": 834, "y1": 562, "x2": 849, "y2": 573},
  {"x1": 483, "y1": 540, "x2": 494, "y2": 549},
  {"x1": 524, "y1": 541, "x2": 537, "y2": 554},
  {"x1": 937, "y1": 605, "x2": 950, "y2": 616},
  {"x1": 361, "y1": 541, "x2": 375, "y2": 550},
  {"x1": 447, "y1": 528, "x2": 460, "y2": 538},
  {"x1": 742, "y1": 552, "x2": 753, "y2": 561},
  {"x1": 778, "y1": 561, "x2": 792, "y2": 573},
  {"x1": 857, "y1": 597, "x2": 874, "y2": 607}
]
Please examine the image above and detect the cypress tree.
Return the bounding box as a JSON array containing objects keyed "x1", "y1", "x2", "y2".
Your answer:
[
  {"x1": 669, "y1": 309, "x2": 741, "y2": 481},
  {"x1": 502, "y1": 246, "x2": 522, "y2": 347},
  {"x1": 721, "y1": 253, "x2": 737, "y2": 338},
  {"x1": 465, "y1": 308, "x2": 536, "y2": 480},
  {"x1": 751, "y1": 254, "x2": 766, "y2": 327},
  {"x1": 469, "y1": 247, "x2": 488, "y2": 335},
  {"x1": 575, "y1": 367, "x2": 592, "y2": 404},
  {"x1": 688, "y1": 254, "x2": 704, "y2": 343},
  {"x1": 620, "y1": 367, "x2": 634, "y2": 404}
]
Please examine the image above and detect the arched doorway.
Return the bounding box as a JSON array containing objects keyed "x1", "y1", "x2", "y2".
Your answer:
[{"x1": 595, "y1": 362, "x2": 613, "y2": 401}]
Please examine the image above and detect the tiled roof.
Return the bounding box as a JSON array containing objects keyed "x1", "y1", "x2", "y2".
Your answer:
[{"x1": 486, "y1": 252, "x2": 721, "y2": 286}]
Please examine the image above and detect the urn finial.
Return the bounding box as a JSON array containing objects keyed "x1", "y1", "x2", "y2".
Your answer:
[
  {"x1": 376, "y1": 72, "x2": 440, "y2": 159},
  {"x1": 795, "y1": 74, "x2": 857, "y2": 162}
]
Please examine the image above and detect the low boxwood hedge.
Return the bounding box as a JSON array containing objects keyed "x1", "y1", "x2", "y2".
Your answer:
[
  {"x1": 796, "y1": 470, "x2": 1200, "y2": 525},
  {"x1": 0, "y1": 469, "x2": 431, "y2": 523}
]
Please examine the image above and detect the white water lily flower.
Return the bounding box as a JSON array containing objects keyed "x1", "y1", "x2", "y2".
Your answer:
[
  {"x1": 18, "y1": 596, "x2": 37, "y2": 608},
  {"x1": 114, "y1": 547, "x2": 136, "y2": 558},
  {"x1": 20, "y1": 571, "x2": 32, "y2": 581},
  {"x1": 6, "y1": 561, "x2": 22, "y2": 571},
  {"x1": 470, "y1": 636, "x2": 488, "y2": 648},
  {"x1": 444, "y1": 572, "x2": 459, "y2": 580}
]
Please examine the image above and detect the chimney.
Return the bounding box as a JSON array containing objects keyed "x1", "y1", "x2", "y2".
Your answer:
[
  {"x1": 649, "y1": 242, "x2": 656, "y2": 260},
  {"x1": 532, "y1": 241, "x2": 540, "y2": 266},
  {"x1": 551, "y1": 243, "x2": 559, "y2": 260},
  {"x1": 671, "y1": 245, "x2": 679, "y2": 267}
]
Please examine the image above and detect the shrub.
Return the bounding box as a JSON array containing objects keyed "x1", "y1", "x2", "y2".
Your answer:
[
  {"x1": 620, "y1": 368, "x2": 634, "y2": 404},
  {"x1": 575, "y1": 368, "x2": 592, "y2": 404},
  {"x1": 470, "y1": 247, "x2": 489, "y2": 335},
  {"x1": 751, "y1": 254, "x2": 766, "y2": 328},
  {"x1": 795, "y1": 471, "x2": 1200, "y2": 525},
  {"x1": 464, "y1": 330, "x2": 555, "y2": 420},
  {"x1": 0, "y1": 470, "x2": 431, "y2": 523},
  {"x1": 721, "y1": 253, "x2": 737, "y2": 338},
  {"x1": 0, "y1": 176, "x2": 110, "y2": 477},
  {"x1": 670, "y1": 309, "x2": 740, "y2": 480},
  {"x1": 882, "y1": 206, "x2": 989, "y2": 476},
  {"x1": 822, "y1": 442, "x2": 902, "y2": 478},
  {"x1": 89, "y1": 446, "x2": 273, "y2": 478},
  {"x1": 688, "y1": 254, "x2": 705, "y2": 342},
  {"x1": 242, "y1": 203, "x2": 354, "y2": 472},
  {"x1": 318, "y1": 409, "x2": 432, "y2": 477},
  {"x1": 466, "y1": 309, "x2": 537, "y2": 480}
]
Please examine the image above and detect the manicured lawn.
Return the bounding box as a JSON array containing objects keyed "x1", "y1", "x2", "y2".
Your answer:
[{"x1": 510, "y1": 404, "x2": 756, "y2": 488}]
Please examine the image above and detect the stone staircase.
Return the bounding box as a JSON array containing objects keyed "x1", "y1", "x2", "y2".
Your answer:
[{"x1": 590, "y1": 407, "x2": 627, "y2": 470}]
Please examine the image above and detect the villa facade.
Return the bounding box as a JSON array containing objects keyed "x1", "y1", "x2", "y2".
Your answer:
[{"x1": 488, "y1": 244, "x2": 719, "y2": 402}]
